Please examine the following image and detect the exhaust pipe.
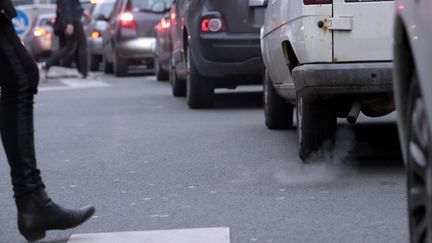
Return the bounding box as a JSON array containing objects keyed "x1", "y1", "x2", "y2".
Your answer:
[{"x1": 347, "y1": 101, "x2": 361, "y2": 124}]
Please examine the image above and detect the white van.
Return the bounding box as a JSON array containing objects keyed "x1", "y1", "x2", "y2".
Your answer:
[{"x1": 261, "y1": 0, "x2": 395, "y2": 160}]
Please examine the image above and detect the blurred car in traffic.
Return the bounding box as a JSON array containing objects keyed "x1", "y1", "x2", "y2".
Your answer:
[
  {"x1": 23, "y1": 13, "x2": 55, "y2": 61},
  {"x1": 169, "y1": 0, "x2": 265, "y2": 108},
  {"x1": 154, "y1": 9, "x2": 172, "y2": 81},
  {"x1": 87, "y1": 0, "x2": 116, "y2": 71},
  {"x1": 260, "y1": 0, "x2": 395, "y2": 160},
  {"x1": 393, "y1": 0, "x2": 432, "y2": 242},
  {"x1": 102, "y1": 0, "x2": 171, "y2": 76}
]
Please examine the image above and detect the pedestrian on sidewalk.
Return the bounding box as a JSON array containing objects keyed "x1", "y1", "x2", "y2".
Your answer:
[
  {"x1": 44, "y1": 0, "x2": 91, "y2": 79},
  {"x1": 0, "y1": 1, "x2": 95, "y2": 242}
]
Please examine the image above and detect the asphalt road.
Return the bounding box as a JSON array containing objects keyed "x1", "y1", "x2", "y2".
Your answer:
[{"x1": 0, "y1": 71, "x2": 408, "y2": 243}]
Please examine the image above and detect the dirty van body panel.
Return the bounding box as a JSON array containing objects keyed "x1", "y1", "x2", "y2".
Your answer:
[
  {"x1": 332, "y1": 0, "x2": 394, "y2": 62},
  {"x1": 291, "y1": 0, "x2": 394, "y2": 104}
]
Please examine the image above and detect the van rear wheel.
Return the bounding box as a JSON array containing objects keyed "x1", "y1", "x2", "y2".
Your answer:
[
  {"x1": 264, "y1": 70, "x2": 294, "y2": 129},
  {"x1": 297, "y1": 96, "x2": 337, "y2": 161}
]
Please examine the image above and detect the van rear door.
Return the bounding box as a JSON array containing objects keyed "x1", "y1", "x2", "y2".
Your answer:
[{"x1": 331, "y1": 0, "x2": 394, "y2": 62}]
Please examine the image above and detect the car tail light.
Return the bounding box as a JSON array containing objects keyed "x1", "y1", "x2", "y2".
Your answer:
[
  {"x1": 33, "y1": 27, "x2": 47, "y2": 37},
  {"x1": 119, "y1": 12, "x2": 136, "y2": 29},
  {"x1": 161, "y1": 17, "x2": 171, "y2": 29},
  {"x1": 201, "y1": 17, "x2": 225, "y2": 33},
  {"x1": 91, "y1": 31, "x2": 101, "y2": 39},
  {"x1": 303, "y1": 0, "x2": 332, "y2": 4}
]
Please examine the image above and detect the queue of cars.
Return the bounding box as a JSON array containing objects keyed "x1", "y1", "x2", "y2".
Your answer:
[
  {"x1": 100, "y1": 0, "x2": 170, "y2": 76},
  {"x1": 153, "y1": 1, "x2": 429, "y2": 242}
]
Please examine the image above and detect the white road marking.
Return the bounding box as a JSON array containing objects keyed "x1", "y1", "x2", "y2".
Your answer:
[
  {"x1": 39, "y1": 79, "x2": 110, "y2": 92},
  {"x1": 68, "y1": 227, "x2": 230, "y2": 243}
]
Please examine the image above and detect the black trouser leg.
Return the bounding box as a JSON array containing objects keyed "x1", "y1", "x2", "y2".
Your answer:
[
  {"x1": 75, "y1": 22, "x2": 88, "y2": 77},
  {"x1": 0, "y1": 19, "x2": 95, "y2": 242},
  {"x1": 0, "y1": 19, "x2": 44, "y2": 198},
  {"x1": 45, "y1": 28, "x2": 78, "y2": 70}
]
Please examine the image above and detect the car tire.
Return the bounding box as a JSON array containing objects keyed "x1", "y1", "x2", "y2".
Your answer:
[
  {"x1": 264, "y1": 70, "x2": 294, "y2": 129},
  {"x1": 154, "y1": 56, "x2": 169, "y2": 81},
  {"x1": 186, "y1": 46, "x2": 214, "y2": 109},
  {"x1": 169, "y1": 56, "x2": 186, "y2": 97},
  {"x1": 114, "y1": 52, "x2": 128, "y2": 77},
  {"x1": 297, "y1": 96, "x2": 337, "y2": 161},
  {"x1": 406, "y1": 71, "x2": 432, "y2": 243},
  {"x1": 103, "y1": 55, "x2": 113, "y2": 74},
  {"x1": 90, "y1": 55, "x2": 100, "y2": 72}
]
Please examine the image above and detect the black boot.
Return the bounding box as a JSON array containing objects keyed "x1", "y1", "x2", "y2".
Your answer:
[{"x1": 15, "y1": 189, "x2": 95, "y2": 242}]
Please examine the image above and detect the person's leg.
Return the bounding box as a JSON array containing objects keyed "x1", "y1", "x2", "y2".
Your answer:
[
  {"x1": 44, "y1": 30, "x2": 78, "y2": 71},
  {"x1": 75, "y1": 22, "x2": 89, "y2": 78},
  {"x1": 0, "y1": 19, "x2": 95, "y2": 242},
  {"x1": 0, "y1": 16, "x2": 43, "y2": 199}
]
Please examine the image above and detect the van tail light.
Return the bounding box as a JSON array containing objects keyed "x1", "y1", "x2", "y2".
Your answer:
[
  {"x1": 201, "y1": 17, "x2": 226, "y2": 33},
  {"x1": 91, "y1": 31, "x2": 101, "y2": 39},
  {"x1": 119, "y1": 12, "x2": 136, "y2": 29},
  {"x1": 161, "y1": 17, "x2": 171, "y2": 29},
  {"x1": 303, "y1": 0, "x2": 332, "y2": 4},
  {"x1": 33, "y1": 27, "x2": 47, "y2": 37}
]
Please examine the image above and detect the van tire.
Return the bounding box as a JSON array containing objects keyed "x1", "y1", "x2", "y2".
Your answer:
[
  {"x1": 297, "y1": 96, "x2": 337, "y2": 161},
  {"x1": 264, "y1": 70, "x2": 294, "y2": 129}
]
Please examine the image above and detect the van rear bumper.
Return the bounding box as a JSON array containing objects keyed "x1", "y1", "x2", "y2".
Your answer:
[{"x1": 292, "y1": 62, "x2": 393, "y2": 100}]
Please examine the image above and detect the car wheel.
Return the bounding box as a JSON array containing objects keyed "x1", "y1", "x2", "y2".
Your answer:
[
  {"x1": 89, "y1": 55, "x2": 100, "y2": 72},
  {"x1": 154, "y1": 56, "x2": 169, "y2": 81},
  {"x1": 264, "y1": 70, "x2": 294, "y2": 129},
  {"x1": 297, "y1": 95, "x2": 337, "y2": 161},
  {"x1": 103, "y1": 55, "x2": 113, "y2": 74},
  {"x1": 169, "y1": 56, "x2": 186, "y2": 97},
  {"x1": 406, "y1": 72, "x2": 432, "y2": 243},
  {"x1": 186, "y1": 45, "x2": 214, "y2": 109},
  {"x1": 114, "y1": 52, "x2": 128, "y2": 77}
]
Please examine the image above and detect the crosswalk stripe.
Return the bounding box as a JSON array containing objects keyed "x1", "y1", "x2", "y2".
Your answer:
[
  {"x1": 39, "y1": 79, "x2": 110, "y2": 92},
  {"x1": 67, "y1": 227, "x2": 230, "y2": 243}
]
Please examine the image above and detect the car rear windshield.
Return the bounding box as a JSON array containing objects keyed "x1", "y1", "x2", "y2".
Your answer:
[{"x1": 131, "y1": 0, "x2": 172, "y2": 11}]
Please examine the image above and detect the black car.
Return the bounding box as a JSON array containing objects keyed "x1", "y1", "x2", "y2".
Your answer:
[
  {"x1": 169, "y1": 0, "x2": 265, "y2": 108},
  {"x1": 102, "y1": 0, "x2": 171, "y2": 76}
]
